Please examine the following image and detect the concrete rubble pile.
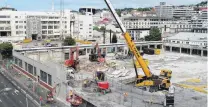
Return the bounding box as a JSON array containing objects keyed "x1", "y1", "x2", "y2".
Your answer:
[{"x1": 106, "y1": 67, "x2": 131, "y2": 78}]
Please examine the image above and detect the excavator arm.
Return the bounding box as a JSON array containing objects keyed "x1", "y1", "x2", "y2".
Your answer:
[{"x1": 104, "y1": 0, "x2": 152, "y2": 78}]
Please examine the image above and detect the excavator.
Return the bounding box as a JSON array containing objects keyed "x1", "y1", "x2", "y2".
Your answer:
[
  {"x1": 65, "y1": 46, "x2": 79, "y2": 70},
  {"x1": 89, "y1": 43, "x2": 105, "y2": 62},
  {"x1": 104, "y1": 0, "x2": 171, "y2": 92}
]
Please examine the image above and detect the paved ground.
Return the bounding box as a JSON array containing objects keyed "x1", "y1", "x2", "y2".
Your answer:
[{"x1": 0, "y1": 72, "x2": 37, "y2": 107}]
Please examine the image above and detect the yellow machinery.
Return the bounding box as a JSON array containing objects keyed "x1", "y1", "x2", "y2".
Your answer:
[
  {"x1": 76, "y1": 40, "x2": 92, "y2": 44},
  {"x1": 160, "y1": 69, "x2": 172, "y2": 78},
  {"x1": 23, "y1": 38, "x2": 32, "y2": 43},
  {"x1": 104, "y1": 0, "x2": 171, "y2": 92},
  {"x1": 134, "y1": 59, "x2": 149, "y2": 68}
]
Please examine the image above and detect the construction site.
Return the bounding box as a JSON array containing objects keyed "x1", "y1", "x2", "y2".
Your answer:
[
  {"x1": 12, "y1": 40, "x2": 207, "y2": 107},
  {"x1": 10, "y1": 0, "x2": 207, "y2": 107}
]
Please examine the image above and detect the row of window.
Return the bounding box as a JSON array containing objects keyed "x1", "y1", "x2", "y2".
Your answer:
[
  {"x1": 0, "y1": 15, "x2": 10, "y2": 18},
  {"x1": 15, "y1": 21, "x2": 26, "y2": 23},
  {"x1": 13, "y1": 57, "x2": 52, "y2": 86},
  {"x1": 165, "y1": 40, "x2": 207, "y2": 46}
]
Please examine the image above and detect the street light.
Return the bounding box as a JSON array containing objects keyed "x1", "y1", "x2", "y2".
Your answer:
[{"x1": 0, "y1": 88, "x2": 12, "y2": 94}]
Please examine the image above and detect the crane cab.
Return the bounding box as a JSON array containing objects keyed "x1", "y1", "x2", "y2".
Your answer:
[{"x1": 160, "y1": 69, "x2": 172, "y2": 78}]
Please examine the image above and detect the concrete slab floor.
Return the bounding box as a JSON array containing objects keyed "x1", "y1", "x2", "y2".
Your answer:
[{"x1": 25, "y1": 50, "x2": 207, "y2": 107}]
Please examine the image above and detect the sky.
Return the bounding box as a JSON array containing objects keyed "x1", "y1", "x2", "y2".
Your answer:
[{"x1": 0, "y1": 0, "x2": 204, "y2": 11}]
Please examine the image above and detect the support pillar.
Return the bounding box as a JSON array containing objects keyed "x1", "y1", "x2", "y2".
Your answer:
[
  {"x1": 115, "y1": 46, "x2": 117, "y2": 53},
  {"x1": 148, "y1": 45, "x2": 150, "y2": 48},
  {"x1": 201, "y1": 50, "x2": 203, "y2": 56},
  {"x1": 140, "y1": 47, "x2": 142, "y2": 51},
  {"x1": 190, "y1": 49, "x2": 192, "y2": 55},
  {"x1": 170, "y1": 47, "x2": 172, "y2": 52},
  {"x1": 180, "y1": 48, "x2": 181, "y2": 53},
  {"x1": 154, "y1": 45, "x2": 157, "y2": 49}
]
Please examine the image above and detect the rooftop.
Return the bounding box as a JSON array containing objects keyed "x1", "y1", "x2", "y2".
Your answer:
[{"x1": 167, "y1": 32, "x2": 207, "y2": 41}]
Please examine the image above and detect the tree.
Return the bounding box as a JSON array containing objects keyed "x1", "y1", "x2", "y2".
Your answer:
[
  {"x1": 0, "y1": 42, "x2": 13, "y2": 59},
  {"x1": 93, "y1": 26, "x2": 99, "y2": 31},
  {"x1": 145, "y1": 27, "x2": 161, "y2": 41},
  {"x1": 99, "y1": 26, "x2": 106, "y2": 31},
  {"x1": 63, "y1": 37, "x2": 76, "y2": 46},
  {"x1": 112, "y1": 33, "x2": 118, "y2": 43}
]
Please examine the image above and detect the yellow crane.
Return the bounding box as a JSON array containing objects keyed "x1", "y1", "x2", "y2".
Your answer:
[{"x1": 104, "y1": 0, "x2": 171, "y2": 92}]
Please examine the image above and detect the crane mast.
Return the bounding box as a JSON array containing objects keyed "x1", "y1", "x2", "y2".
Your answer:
[{"x1": 104, "y1": 0, "x2": 152, "y2": 78}]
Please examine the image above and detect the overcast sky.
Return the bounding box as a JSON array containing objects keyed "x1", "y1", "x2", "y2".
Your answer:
[{"x1": 0, "y1": 0, "x2": 204, "y2": 11}]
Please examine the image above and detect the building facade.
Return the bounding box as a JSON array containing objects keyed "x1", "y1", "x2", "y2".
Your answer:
[
  {"x1": 0, "y1": 8, "x2": 94, "y2": 41},
  {"x1": 71, "y1": 13, "x2": 93, "y2": 40}
]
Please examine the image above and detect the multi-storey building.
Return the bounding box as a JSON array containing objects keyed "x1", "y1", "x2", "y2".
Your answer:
[
  {"x1": 0, "y1": 7, "x2": 94, "y2": 41},
  {"x1": 0, "y1": 7, "x2": 71, "y2": 40},
  {"x1": 173, "y1": 6, "x2": 198, "y2": 20},
  {"x1": 122, "y1": 16, "x2": 173, "y2": 40},
  {"x1": 155, "y1": 2, "x2": 197, "y2": 20},
  {"x1": 154, "y1": 2, "x2": 173, "y2": 18},
  {"x1": 71, "y1": 12, "x2": 93, "y2": 40}
]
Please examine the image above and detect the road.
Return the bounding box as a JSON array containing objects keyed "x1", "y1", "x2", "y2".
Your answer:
[{"x1": 0, "y1": 73, "x2": 37, "y2": 107}]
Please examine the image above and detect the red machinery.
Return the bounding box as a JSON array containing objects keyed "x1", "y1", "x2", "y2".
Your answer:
[
  {"x1": 46, "y1": 91, "x2": 55, "y2": 103},
  {"x1": 94, "y1": 81, "x2": 111, "y2": 94},
  {"x1": 65, "y1": 46, "x2": 79, "y2": 70}
]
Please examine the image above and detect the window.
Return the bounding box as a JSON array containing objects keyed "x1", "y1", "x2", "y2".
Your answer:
[
  {"x1": 48, "y1": 26, "x2": 53, "y2": 29},
  {"x1": 186, "y1": 42, "x2": 189, "y2": 44},
  {"x1": 24, "y1": 21, "x2": 26, "y2": 23},
  {"x1": 48, "y1": 30, "x2": 53, "y2": 34},
  {"x1": 89, "y1": 24, "x2": 92, "y2": 26},
  {"x1": 54, "y1": 26, "x2": 59, "y2": 29},
  {"x1": 34, "y1": 67, "x2": 37, "y2": 76},
  {"x1": 80, "y1": 24, "x2": 83, "y2": 26},
  {"x1": 48, "y1": 74, "x2": 52, "y2": 86},
  {"x1": 15, "y1": 57, "x2": 18, "y2": 65},
  {"x1": 42, "y1": 26, "x2": 47, "y2": 29},
  {"x1": 25, "y1": 62, "x2": 28, "y2": 71},
  {"x1": 28, "y1": 64, "x2": 33, "y2": 74},
  {"x1": 80, "y1": 28, "x2": 83, "y2": 30},
  {"x1": 65, "y1": 53, "x2": 69, "y2": 60},
  {"x1": 15, "y1": 21, "x2": 18, "y2": 23},
  {"x1": 19, "y1": 59, "x2": 22, "y2": 68},
  {"x1": 40, "y1": 70, "x2": 47, "y2": 83},
  {"x1": 16, "y1": 26, "x2": 18, "y2": 29},
  {"x1": 15, "y1": 16, "x2": 18, "y2": 18}
]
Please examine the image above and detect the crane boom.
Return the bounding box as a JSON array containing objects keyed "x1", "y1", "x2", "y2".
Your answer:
[{"x1": 104, "y1": 0, "x2": 152, "y2": 77}]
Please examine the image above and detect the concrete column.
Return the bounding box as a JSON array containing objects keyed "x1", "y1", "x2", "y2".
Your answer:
[
  {"x1": 180, "y1": 48, "x2": 181, "y2": 53},
  {"x1": 201, "y1": 50, "x2": 203, "y2": 56},
  {"x1": 148, "y1": 45, "x2": 150, "y2": 48},
  {"x1": 115, "y1": 47, "x2": 117, "y2": 53},
  {"x1": 140, "y1": 47, "x2": 142, "y2": 51},
  {"x1": 170, "y1": 47, "x2": 172, "y2": 52},
  {"x1": 190, "y1": 49, "x2": 192, "y2": 55},
  {"x1": 154, "y1": 45, "x2": 157, "y2": 49}
]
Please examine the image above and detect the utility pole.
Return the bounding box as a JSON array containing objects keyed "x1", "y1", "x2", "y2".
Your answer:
[
  {"x1": 110, "y1": 29, "x2": 112, "y2": 43},
  {"x1": 103, "y1": 26, "x2": 106, "y2": 44}
]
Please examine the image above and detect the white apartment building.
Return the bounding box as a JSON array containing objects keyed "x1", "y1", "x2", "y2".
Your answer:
[
  {"x1": 154, "y1": 2, "x2": 173, "y2": 18},
  {"x1": 173, "y1": 6, "x2": 198, "y2": 19},
  {"x1": 71, "y1": 12, "x2": 93, "y2": 40},
  {"x1": 0, "y1": 7, "x2": 71, "y2": 41},
  {"x1": 0, "y1": 7, "x2": 94, "y2": 42},
  {"x1": 155, "y1": 2, "x2": 198, "y2": 20},
  {"x1": 122, "y1": 16, "x2": 173, "y2": 40}
]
